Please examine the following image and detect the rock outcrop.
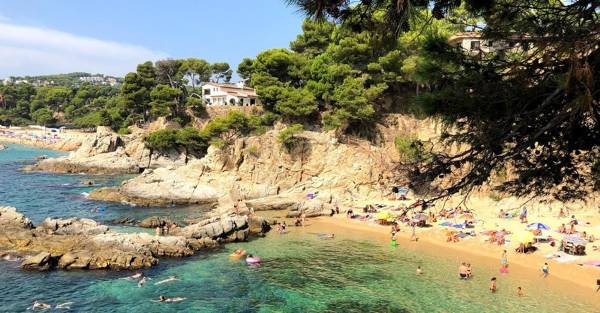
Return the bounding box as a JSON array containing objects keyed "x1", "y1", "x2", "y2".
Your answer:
[
  {"x1": 138, "y1": 216, "x2": 176, "y2": 228},
  {"x1": 25, "y1": 126, "x2": 190, "y2": 174},
  {"x1": 0, "y1": 207, "x2": 251, "y2": 272},
  {"x1": 89, "y1": 128, "x2": 399, "y2": 215},
  {"x1": 0, "y1": 144, "x2": 6, "y2": 151}
]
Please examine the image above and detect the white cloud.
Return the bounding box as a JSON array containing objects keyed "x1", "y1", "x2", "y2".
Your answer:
[{"x1": 0, "y1": 22, "x2": 167, "y2": 78}]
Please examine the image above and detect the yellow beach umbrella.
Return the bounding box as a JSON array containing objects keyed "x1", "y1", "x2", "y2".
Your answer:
[
  {"x1": 513, "y1": 231, "x2": 535, "y2": 244},
  {"x1": 376, "y1": 211, "x2": 393, "y2": 221}
]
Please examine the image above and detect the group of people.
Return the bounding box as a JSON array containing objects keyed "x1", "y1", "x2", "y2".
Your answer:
[
  {"x1": 274, "y1": 221, "x2": 288, "y2": 234},
  {"x1": 155, "y1": 223, "x2": 178, "y2": 237},
  {"x1": 120, "y1": 271, "x2": 184, "y2": 303},
  {"x1": 28, "y1": 301, "x2": 72, "y2": 311}
]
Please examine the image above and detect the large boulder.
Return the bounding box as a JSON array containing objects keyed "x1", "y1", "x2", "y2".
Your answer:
[
  {"x1": 21, "y1": 252, "x2": 58, "y2": 271},
  {"x1": 179, "y1": 215, "x2": 249, "y2": 242},
  {"x1": 0, "y1": 206, "x2": 33, "y2": 229},
  {"x1": 36, "y1": 218, "x2": 109, "y2": 235},
  {"x1": 138, "y1": 216, "x2": 175, "y2": 228}
]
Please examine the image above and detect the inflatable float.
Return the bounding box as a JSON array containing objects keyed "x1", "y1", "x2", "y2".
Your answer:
[{"x1": 246, "y1": 256, "x2": 262, "y2": 265}]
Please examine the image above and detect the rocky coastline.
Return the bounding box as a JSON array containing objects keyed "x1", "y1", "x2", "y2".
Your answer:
[
  {"x1": 24, "y1": 126, "x2": 190, "y2": 175},
  {"x1": 0, "y1": 206, "x2": 259, "y2": 271}
]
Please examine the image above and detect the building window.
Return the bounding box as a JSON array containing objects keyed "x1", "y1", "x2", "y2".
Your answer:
[
  {"x1": 470, "y1": 40, "x2": 480, "y2": 51},
  {"x1": 204, "y1": 89, "x2": 210, "y2": 95},
  {"x1": 250, "y1": 99, "x2": 256, "y2": 105}
]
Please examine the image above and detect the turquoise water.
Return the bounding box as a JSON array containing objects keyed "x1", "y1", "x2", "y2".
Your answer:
[{"x1": 0, "y1": 144, "x2": 598, "y2": 312}]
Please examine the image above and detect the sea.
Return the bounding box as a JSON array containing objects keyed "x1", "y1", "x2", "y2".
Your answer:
[{"x1": 0, "y1": 144, "x2": 597, "y2": 312}]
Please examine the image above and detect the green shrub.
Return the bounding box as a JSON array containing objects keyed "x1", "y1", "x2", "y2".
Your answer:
[
  {"x1": 278, "y1": 124, "x2": 305, "y2": 151},
  {"x1": 394, "y1": 135, "x2": 431, "y2": 163},
  {"x1": 145, "y1": 129, "x2": 179, "y2": 150},
  {"x1": 246, "y1": 145, "x2": 260, "y2": 157}
]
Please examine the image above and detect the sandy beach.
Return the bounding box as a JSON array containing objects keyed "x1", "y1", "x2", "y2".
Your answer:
[
  {"x1": 0, "y1": 127, "x2": 84, "y2": 151},
  {"x1": 291, "y1": 212, "x2": 600, "y2": 305}
]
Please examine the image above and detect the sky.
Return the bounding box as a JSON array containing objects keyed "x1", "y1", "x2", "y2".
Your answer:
[{"x1": 0, "y1": 0, "x2": 304, "y2": 79}]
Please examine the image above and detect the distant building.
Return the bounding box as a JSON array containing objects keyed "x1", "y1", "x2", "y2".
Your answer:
[
  {"x1": 202, "y1": 82, "x2": 259, "y2": 106},
  {"x1": 448, "y1": 32, "x2": 531, "y2": 55},
  {"x1": 79, "y1": 75, "x2": 121, "y2": 86}
]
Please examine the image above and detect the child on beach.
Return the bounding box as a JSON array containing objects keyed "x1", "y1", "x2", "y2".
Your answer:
[
  {"x1": 416, "y1": 266, "x2": 422, "y2": 275},
  {"x1": 541, "y1": 263, "x2": 549, "y2": 278},
  {"x1": 489, "y1": 277, "x2": 497, "y2": 293},
  {"x1": 391, "y1": 232, "x2": 398, "y2": 247},
  {"x1": 517, "y1": 287, "x2": 524, "y2": 297}
]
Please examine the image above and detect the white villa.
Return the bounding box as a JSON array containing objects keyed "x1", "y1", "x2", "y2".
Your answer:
[
  {"x1": 448, "y1": 32, "x2": 531, "y2": 55},
  {"x1": 202, "y1": 82, "x2": 259, "y2": 106}
]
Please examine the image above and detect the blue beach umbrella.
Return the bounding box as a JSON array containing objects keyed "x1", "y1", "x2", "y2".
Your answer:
[{"x1": 527, "y1": 222, "x2": 550, "y2": 230}]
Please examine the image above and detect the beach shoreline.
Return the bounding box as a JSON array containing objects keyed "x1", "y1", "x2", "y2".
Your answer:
[
  {"x1": 0, "y1": 127, "x2": 84, "y2": 152},
  {"x1": 295, "y1": 214, "x2": 600, "y2": 305}
]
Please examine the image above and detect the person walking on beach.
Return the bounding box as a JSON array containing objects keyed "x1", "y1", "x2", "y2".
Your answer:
[
  {"x1": 410, "y1": 223, "x2": 418, "y2": 241},
  {"x1": 489, "y1": 277, "x2": 497, "y2": 293},
  {"x1": 541, "y1": 263, "x2": 549, "y2": 278},
  {"x1": 391, "y1": 232, "x2": 398, "y2": 247},
  {"x1": 500, "y1": 250, "x2": 509, "y2": 273},
  {"x1": 519, "y1": 207, "x2": 528, "y2": 223}
]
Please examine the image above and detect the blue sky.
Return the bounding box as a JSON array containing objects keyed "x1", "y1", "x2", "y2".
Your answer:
[{"x1": 0, "y1": 0, "x2": 304, "y2": 79}]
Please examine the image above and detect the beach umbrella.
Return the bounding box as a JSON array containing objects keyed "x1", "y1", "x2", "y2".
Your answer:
[
  {"x1": 527, "y1": 222, "x2": 551, "y2": 230},
  {"x1": 513, "y1": 231, "x2": 535, "y2": 244},
  {"x1": 375, "y1": 211, "x2": 392, "y2": 221}
]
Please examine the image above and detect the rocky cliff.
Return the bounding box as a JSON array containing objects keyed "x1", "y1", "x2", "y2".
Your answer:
[
  {"x1": 25, "y1": 126, "x2": 189, "y2": 174},
  {"x1": 0, "y1": 206, "x2": 250, "y2": 271},
  {"x1": 89, "y1": 127, "x2": 402, "y2": 216}
]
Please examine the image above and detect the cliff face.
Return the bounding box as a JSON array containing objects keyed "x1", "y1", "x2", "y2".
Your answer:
[
  {"x1": 25, "y1": 126, "x2": 189, "y2": 174},
  {"x1": 89, "y1": 128, "x2": 402, "y2": 213}
]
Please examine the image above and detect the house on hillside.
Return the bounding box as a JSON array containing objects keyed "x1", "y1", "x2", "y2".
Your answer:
[
  {"x1": 201, "y1": 82, "x2": 259, "y2": 106},
  {"x1": 448, "y1": 32, "x2": 531, "y2": 55}
]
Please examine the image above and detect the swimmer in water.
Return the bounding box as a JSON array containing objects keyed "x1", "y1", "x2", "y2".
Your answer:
[
  {"x1": 121, "y1": 271, "x2": 143, "y2": 280},
  {"x1": 154, "y1": 275, "x2": 179, "y2": 285},
  {"x1": 138, "y1": 276, "x2": 150, "y2": 288},
  {"x1": 416, "y1": 266, "x2": 422, "y2": 275},
  {"x1": 153, "y1": 296, "x2": 186, "y2": 303},
  {"x1": 516, "y1": 286, "x2": 524, "y2": 297},
  {"x1": 29, "y1": 300, "x2": 51, "y2": 310}
]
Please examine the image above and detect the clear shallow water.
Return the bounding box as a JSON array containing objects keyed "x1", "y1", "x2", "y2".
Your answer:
[
  {"x1": 0, "y1": 144, "x2": 211, "y2": 225},
  {"x1": 0, "y1": 144, "x2": 598, "y2": 312}
]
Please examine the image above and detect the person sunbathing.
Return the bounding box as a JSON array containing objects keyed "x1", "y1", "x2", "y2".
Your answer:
[{"x1": 558, "y1": 224, "x2": 567, "y2": 234}]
